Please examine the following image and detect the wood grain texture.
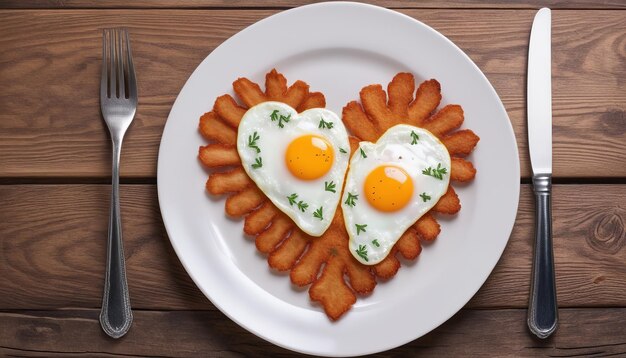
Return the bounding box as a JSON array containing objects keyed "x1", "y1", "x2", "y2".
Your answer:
[
  {"x1": 0, "y1": 10, "x2": 625, "y2": 179},
  {"x1": 1, "y1": 184, "x2": 625, "y2": 310},
  {"x1": 1, "y1": 0, "x2": 625, "y2": 9},
  {"x1": 1, "y1": 308, "x2": 626, "y2": 357}
]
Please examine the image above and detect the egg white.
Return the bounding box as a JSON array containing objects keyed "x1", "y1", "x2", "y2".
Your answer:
[
  {"x1": 342, "y1": 124, "x2": 451, "y2": 265},
  {"x1": 237, "y1": 102, "x2": 350, "y2": 237}
]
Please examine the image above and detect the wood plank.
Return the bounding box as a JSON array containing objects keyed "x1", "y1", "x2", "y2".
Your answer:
[
  {"x1": 0, "y1": 10, "x2": 625, "y2": 179},
  {"x1": 1, "y1": 308, "x2": 625, "y2": 356},
  {"x1": 2, "y1": 0, "x2": 625, "y2": 10},
  {"x1": 1, "y1": 184, "x2": 625, "y2": 310}
]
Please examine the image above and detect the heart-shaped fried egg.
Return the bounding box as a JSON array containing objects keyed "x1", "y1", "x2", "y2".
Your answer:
[
  {"x1": 342, "y1": 124, "x2": 451, "y2": 265},
  {"x1": 237, "y1": 102, "x2": 350, "y2": 237}
]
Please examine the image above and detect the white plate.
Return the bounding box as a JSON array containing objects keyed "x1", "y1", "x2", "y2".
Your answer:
[{"x1": 157, "y1": 2, "x2": 520, "y2": 356}]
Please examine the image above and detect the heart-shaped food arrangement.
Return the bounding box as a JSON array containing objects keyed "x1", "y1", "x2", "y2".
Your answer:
[
  {"x1": 198, "y1": 69, "x2": 478, "y2": 320},
  {"x1": 342, "y1": 125, "x2": 451, "y2": 265},
  {"x1": 236, "y1": 102, "x2": 350, "y2": 236}
]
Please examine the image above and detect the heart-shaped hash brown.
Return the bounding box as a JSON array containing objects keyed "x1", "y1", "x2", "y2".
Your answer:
[
  {"x1": 343, "y1": 73, "x2": 479, "y2": 278},
  {"x1": 199, "y1": 69, "x2": 376, "y2": 320},
  {"x1": 198, "y1": 70, "x2": 479, "y2": 320}
]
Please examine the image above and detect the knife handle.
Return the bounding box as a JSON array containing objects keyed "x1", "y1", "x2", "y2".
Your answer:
[{"x1": 528, "y1": 174, "x2": 558, "y2": 338}]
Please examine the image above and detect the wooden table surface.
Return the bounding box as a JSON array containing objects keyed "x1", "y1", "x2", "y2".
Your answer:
[{"x1": 1, "y1": 1, "x2": 625, "y2": 356}]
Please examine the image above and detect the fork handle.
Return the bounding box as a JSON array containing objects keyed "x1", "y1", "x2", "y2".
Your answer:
[
  {"x1": 527, "y1": 174, "x2": 558, "y2": 338},
  {"x1": 100, "y1": 141, "x2": 133, "y2": 339}
]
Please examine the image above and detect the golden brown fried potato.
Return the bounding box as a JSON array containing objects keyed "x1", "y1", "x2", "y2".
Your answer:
[
  {"x1": 373, "y1": 250, "x2": 400, "y2": 279},
  {"x1": 268, "y1": 230, "x2": 310, "y2": 271},
  {"x1": 224, "y1": 186, "x2": 265, "y2": 217},
  {"x1": 233, "y1": 77, "x2": 266, "y2": 107},
  {"x1": 387, "y1": 72, "x2": 415, "y2": 119},
  {"x1": 423, "y1": 104, "x2": 464, "y2": 137},
  {"x1": 413, "y1": 213, "x2": 440, "y2": 241},
  {"x1": 282, "y1": 80, "x2": 310, "y2": 108},
  {"x1": 345, "y1": 256, "x2": 378, "y2": 294},
  {"x1": 360, "y1": 84, "x2": 395, "y2": 131},
  {"x1": 342, "y1": 101, "x2": 380, "y2": 142},
  {"x1": 432, "y1": 186, "x2": 461, "y2": 215},
  {"x1": 441, "y1": 129, "x2": 480, "y2": 157},
  {"x1": 395, "y1": 228, "x2": 422, "y2": 260},
  {"x1": 199, "y1": 111, "x2": 237, "y2": 145},
  {"x1": 451, "y1": 157, "x2": 477, "y2": 182},
  {"x1": 198, "y1": 144, "x2": 240, "y2": 168},
  {"x1": 206, "y1": 167, "x2": 251, "y2": 195},
  {"x1": 297, "y1": 92, "x2": 326, "y2": 112},
  {"x1": 265, "y1": 69, "x2": 288, "y2": 99},
  {"x1": 408, "y1": 79, "x2": 441, "y2": 127},
  {"x1": 214, "y1": 95, "x2": 247, "y2": 128},
  {"x1": 244, "y1": 202, "x2": 278, "y2": 235},
  {"x1": 256, "y1": 214, "x2": 293, "y2": 254},
  {"x1": 309, "y1": 257, "x2": 357, "y2": 320}
]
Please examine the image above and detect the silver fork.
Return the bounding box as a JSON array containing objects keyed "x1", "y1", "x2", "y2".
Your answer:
[{"x1": 99, "y1": 28, "x2": 136, "y2": 339}]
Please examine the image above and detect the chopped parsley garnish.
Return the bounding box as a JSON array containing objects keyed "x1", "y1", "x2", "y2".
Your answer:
[
  {"x1": 313, "y1": 206, "x2": 323, "y2": 220},
  {"x1": 287, "y1": 193, "x2": 309, "y2": 212},
  {"x1": 318, "y1": 117, "x2": 334, "y2": 129},
  {"x1": 324, "y1": 181, "x2": 336, "y2": 193},
  {"x1": 410, "y1": 130, "x2": 420, "y2": 145},
  {"x1": 287, "y1": 193, "x2": 298, "y2": 206},
  {"x1": 420, "y1": 192, "x2": 431, "y2": 202},
  {"x1": 270, "y1": 109, "x2": 291, "y2": 128},
  {"x1": 297, "y1": 201, "x2": 309, "y2": 212},
  {"x1": 422, "y1": 163, "x2": 447, "y2": 180},
  {"x1": 359, "y1": 147, "x2": 367, "y2": 158},
  {"x1": 355, "y1": 223, "x2": 367, "y2": 235},
  {"x1": 356, "y1": 245, "x2": 368, "y2": 262},
  {"x1": 339, "y1": 148, "x2": 348, "y2": 154},
  {"x1": 248, "y1": 131, "x2": 261, "y2": 153},
  {"x1": 251, "y1": 157, "x2": 262, "y2": 169},
  {"x1": 372, "y1": 239, "x2": 380, "y2": 248},
  {"x1": 344, "y1": 192, "x2": 358, "y2": 207}
]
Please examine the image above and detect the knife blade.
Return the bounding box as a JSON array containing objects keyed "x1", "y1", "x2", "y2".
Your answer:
[{"x1": 527, "y1": 7, "x2": 558, "y2": 339}]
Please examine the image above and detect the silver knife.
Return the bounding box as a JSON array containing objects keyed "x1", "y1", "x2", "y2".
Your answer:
[{"x1": 527, "y1": 7, "x2": 558, "y2": 339}]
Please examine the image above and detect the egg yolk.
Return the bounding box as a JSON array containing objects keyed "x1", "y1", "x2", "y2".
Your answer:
[
  {"x1": 364, "y1": 165, "x2": 414, "y2": 212},
  {"x1": 285, "y1": 135, "x2": 334, "y2": 180}
]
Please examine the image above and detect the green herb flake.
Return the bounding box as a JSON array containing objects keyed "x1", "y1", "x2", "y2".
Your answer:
[
  {"x1": 372, "y1": 239, "x2": 380, "y2": 248},
  {"x1": 359, "y1": 147, "x2": 367, "y2": 158},
  {"x1": 422, "y1": 163, "x2": 447, "y2": 180},
  {"x1": 344, "y1": 192, "x2": 359, "y2": 207},
  {"x1": 339, "y1": 148, "x2": 348, "y2": 154},
  {"x1": 287, "y1": 193, "x2": 298, "y2": 206},
  {"x1": 269, "y1": 109, "x2": 291, "y2": 128},
  {"x1": 297, "y1": 201, "x2": 309, "y2": 212},
  {"x1": 355, "y1": 223, "x2": 367, "y2": 235},
  {"x1": 356, "y1": 245, "x2": 369, "y2": 262},
  {"x1": 420, "y1": 192, "x2": 431, "y2": 202},
  {"x1": 251, "y1": 157, "x2": 263, "y2": 169},
  {"x1": 313, "y1": 206, "x2": 323, "y2": 220},
  {"x1": 324, "y1": 181, "x2": 336, "y2": 193},
  {"x1": 248, "y1": 131, "x2": 261, "y2": 153},
  {"x1": 318, "y1": 117, "x2": 334, "y2": 129},
  {"x1": 410, "y1": 130, "x2": 420, "y2": 145}
]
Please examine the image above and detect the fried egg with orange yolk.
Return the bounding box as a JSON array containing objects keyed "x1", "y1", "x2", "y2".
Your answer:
[
  {"x1": 342, "y1": 124, "x2": 451, "y2": 265},
  {"x1": 237, "y1": 102, "x2": 350, "y2": 237}
]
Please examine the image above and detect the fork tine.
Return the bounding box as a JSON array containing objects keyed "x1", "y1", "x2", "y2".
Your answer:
[
  {"x1": 109, "y1": 29, "x2": 117, "y2": 98},
  {"x1": 101, "y1": 29, "x2": 108, "y2": 99},
  {"x1": 124, "y1": 30, "x2": 137, "y2": 100},
  {"x1": 116, "y1": 29, "x2": 125, "y2": 99}
]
